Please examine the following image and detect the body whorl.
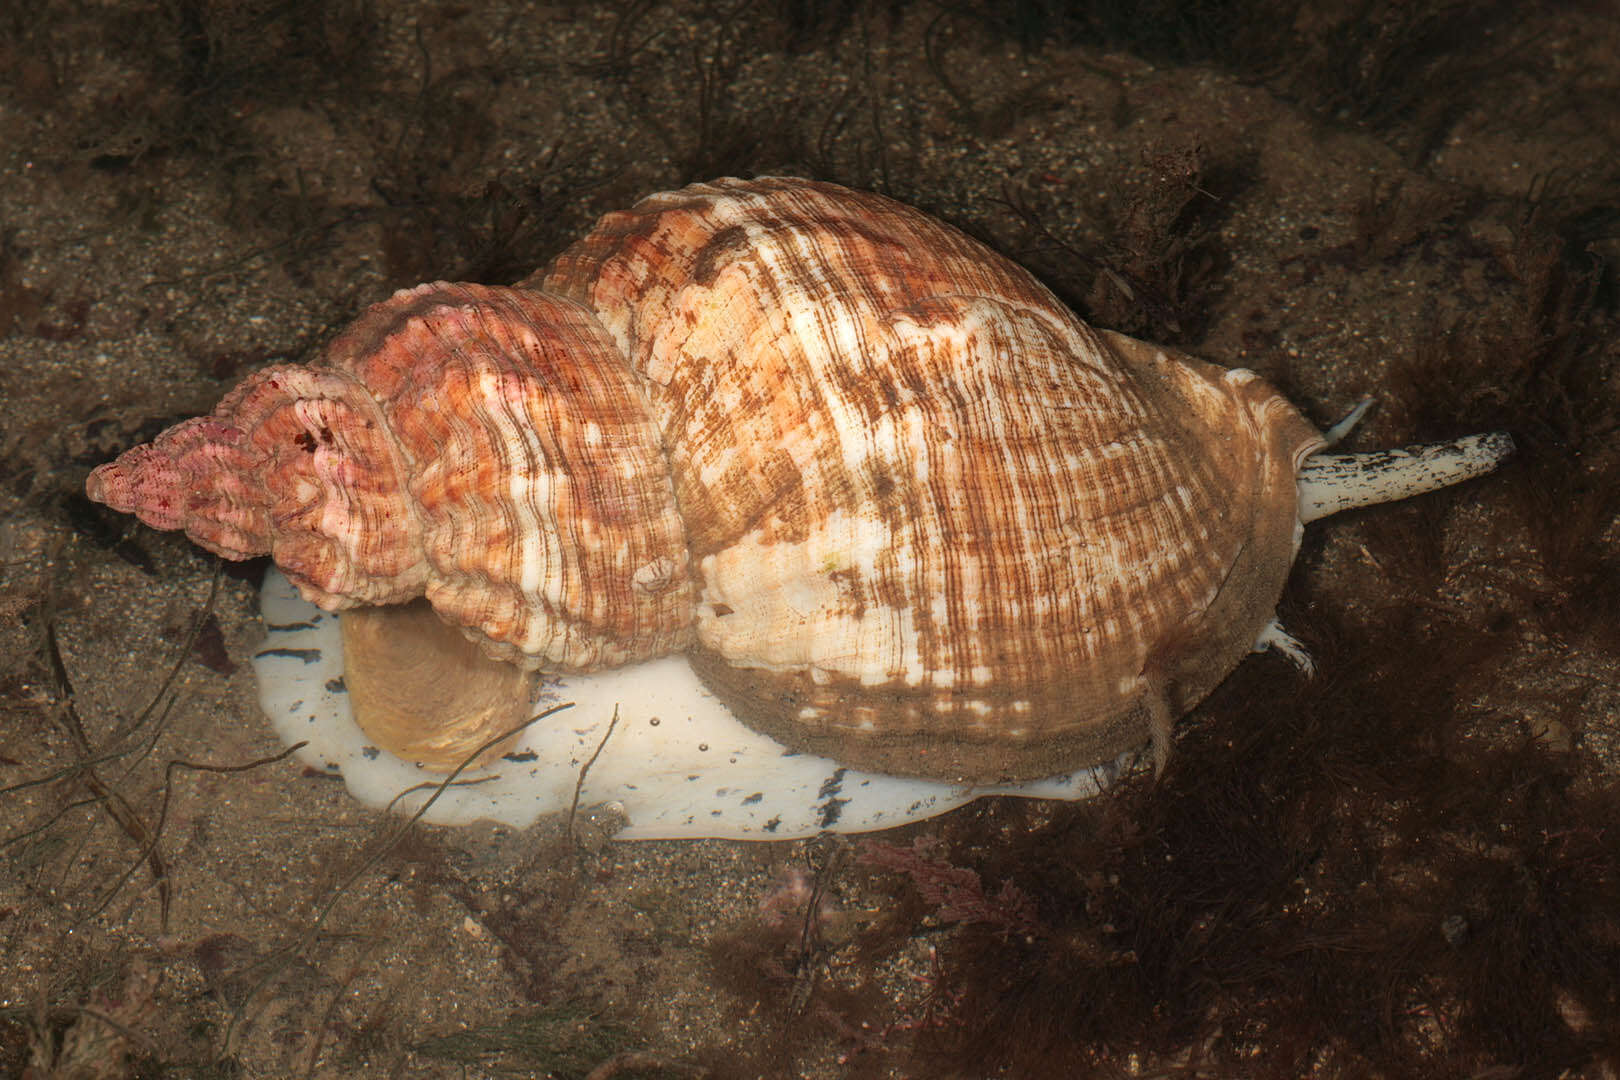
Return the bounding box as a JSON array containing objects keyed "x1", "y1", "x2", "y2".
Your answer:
[{"x1": 538, "y1": 178, "x2": 1323, "y2": 780}]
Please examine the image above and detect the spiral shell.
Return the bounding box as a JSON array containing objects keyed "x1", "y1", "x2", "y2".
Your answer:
[{"x1": 89, "y1": 177, "x2": 1354, "y2": 783}]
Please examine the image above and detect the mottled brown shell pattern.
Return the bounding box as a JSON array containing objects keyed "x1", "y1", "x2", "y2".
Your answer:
[
  {"x1": 86, "y1": 177, "x2": 1325, "y2": 782},
  {"x1": 537, "y1": 178, "x2": 1322, "y2": 778}
]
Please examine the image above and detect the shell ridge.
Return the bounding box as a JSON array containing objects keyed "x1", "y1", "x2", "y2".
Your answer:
[
  {"x1": 233, "y1": 364, "x2": 431, "y2": 607},
  {"x1": 335, "y1": 283, "x2": 695, "y2": 673}
]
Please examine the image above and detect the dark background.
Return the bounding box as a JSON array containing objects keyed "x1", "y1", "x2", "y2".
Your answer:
[{"x1": 2, "y1": 1, "x2": 1617, "y2": 1077}]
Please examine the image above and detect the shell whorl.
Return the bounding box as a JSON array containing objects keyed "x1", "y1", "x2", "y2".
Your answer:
[
  {"x1": 88, "y1": 282, "x2": 694, "y2": 672},
  {"x1": 87, "y1": 177, "x2": 1326, "y2": 782},
  {"x1": 536, "y1": 178, "x2": 1322, "y2": 778}
]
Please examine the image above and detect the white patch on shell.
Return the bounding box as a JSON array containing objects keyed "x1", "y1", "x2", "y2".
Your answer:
[
  {"x1": 255, "y1": 568, "x2": 1115, "y2": 839},
  {"x1": 631, "y1": 556, "x2": 678, "y2": 592},
  {"x1": 695, "y1": 504, "x2": 931, "y2": 688}
]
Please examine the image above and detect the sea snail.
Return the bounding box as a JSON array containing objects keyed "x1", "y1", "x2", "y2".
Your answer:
[{"x1": 87, "y1": 177, "x2": 1512, "y2": 837}]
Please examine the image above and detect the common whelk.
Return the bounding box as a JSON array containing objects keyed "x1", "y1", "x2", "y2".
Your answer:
[{"x1": 88, "y1": 177, "x2": 1512, "y2": 838}]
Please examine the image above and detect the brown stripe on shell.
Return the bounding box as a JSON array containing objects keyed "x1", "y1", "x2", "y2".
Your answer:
[
  {"x1": 325, "y1": 282, "x2": 695, "y2": 671},
  {"x1": 541, "y1": 178, "x2": 1322, "y2": 780}
]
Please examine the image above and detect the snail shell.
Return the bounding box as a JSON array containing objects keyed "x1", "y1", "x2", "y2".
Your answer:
[{"x1": 86, "y1": 177, "x2": 1507, "y2": 785}]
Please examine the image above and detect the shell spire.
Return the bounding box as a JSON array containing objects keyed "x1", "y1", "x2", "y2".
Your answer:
[
  {"x1": 87, "y1": 282, "x2": 695, "y2": 672},
  {"x1": 88, "y1": 363, "x2": 429, "y2": 606}
]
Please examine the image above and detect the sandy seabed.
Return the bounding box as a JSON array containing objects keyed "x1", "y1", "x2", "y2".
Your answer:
[{"x1": 3, "y1": 2, "x2": 1618, "y2": 1077}]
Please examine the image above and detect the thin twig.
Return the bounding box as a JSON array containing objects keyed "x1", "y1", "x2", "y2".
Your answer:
[
  {"x1": 789, "y1": 838, "x2": 845, "y2": 1017},
  {"x1": 219, "y1": 702, "x2": 574, "y2": 1061},
  {"x1": 77, "y1": 741, "x2": 308, "y2": 928},
  {"x1": 301, "y1": 941, "x2": 382, "y2": 1080},
  {"x1": 567, "y1": 704, "x2": 620, "y2": 847}
]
